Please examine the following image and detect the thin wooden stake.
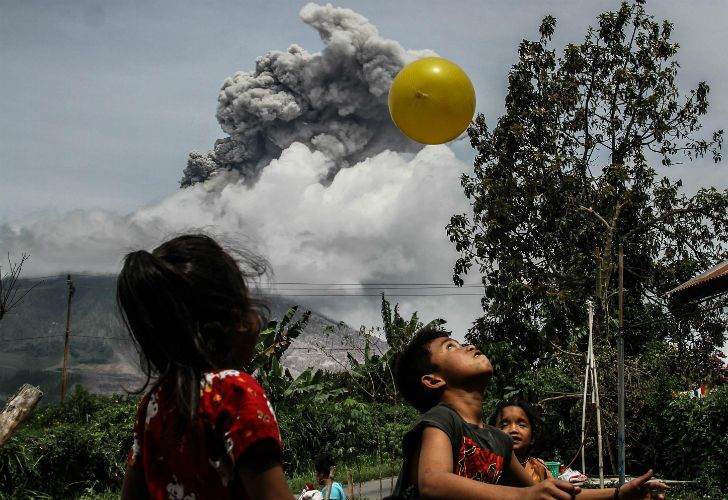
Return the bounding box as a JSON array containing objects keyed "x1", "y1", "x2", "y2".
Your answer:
[
  {"x1": 617, "y1": 244, "x2": 626, "y2": 484},
  {"x1": 324, "y1": 466, "x2": 335, "y2": 500},
  {"x1": 346, "y1": 469, "x2": 354, "y2": 500},
  {"x1": 581, "y1": 301, "x2": 593, "y2": 474}
]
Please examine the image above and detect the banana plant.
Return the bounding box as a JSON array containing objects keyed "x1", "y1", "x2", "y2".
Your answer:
[
  {"x1": 246, "y1": 305, "x2": 311, "y2": 374},
  {"x1": 283, "y1": 367, "x2": 346, "y2": 404}
]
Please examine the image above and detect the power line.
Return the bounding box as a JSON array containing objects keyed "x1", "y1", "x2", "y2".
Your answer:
[
  {"x1": 259, "y1": 285, "x2": 483, "y2": 290},
  {"x1": 2, "y1": 335, "x2": 129, "y2": 342},
  {"x1": 13, "y1": 272, "x2": 115, "y2": 281},
  {"x1": 260, "y1": 282, "x2": 482, "y2": 286},
  {"x1": 7, "y1": 289, "x2": 483, "y2": 296},
  {"x1": 268, "y1": 293, "x2": 483, "y2": 297},
  {"x1": 15, "y1": 276, "x2": 482, "y2": 287}
]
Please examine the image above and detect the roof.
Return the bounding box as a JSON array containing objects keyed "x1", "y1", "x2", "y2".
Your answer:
[{"x1": 666, "y1": 259, "x2": 728, "y2": 304}]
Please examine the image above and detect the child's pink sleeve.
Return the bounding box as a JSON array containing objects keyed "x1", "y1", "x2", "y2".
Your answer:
[{"x1": 209, "y1": 372, "x2": 283, "y2": 466}]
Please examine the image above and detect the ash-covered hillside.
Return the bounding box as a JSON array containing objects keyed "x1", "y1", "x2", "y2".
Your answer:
[{"x1": 0, "y1": 274, "x2": 383, "y2": 402}]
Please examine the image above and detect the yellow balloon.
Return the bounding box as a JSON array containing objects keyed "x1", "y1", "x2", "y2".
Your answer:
[{"x1": 388, "y1": 57, "x2": 476, "y2": 145}]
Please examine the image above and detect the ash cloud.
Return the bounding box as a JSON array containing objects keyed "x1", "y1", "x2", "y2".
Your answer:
[
  {"x1": 181, "y1": 2, "x2": 434, "y2": 187},
  {"x1": 1, "y1": 3, "x2": 483, "y2": 336}
]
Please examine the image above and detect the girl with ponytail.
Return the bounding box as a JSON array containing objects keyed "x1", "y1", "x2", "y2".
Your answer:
[{"x1": 119, "y1": 234, "x2": 291, "y2": 499}]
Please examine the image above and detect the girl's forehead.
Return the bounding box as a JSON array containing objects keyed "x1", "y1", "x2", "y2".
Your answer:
[{"x1": 500, "y1": 405, "x2": 530, "y2": 421}]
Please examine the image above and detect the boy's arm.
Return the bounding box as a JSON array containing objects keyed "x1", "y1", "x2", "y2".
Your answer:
[
  {"x1": 576, "y1": 470, "x2": 666, "y2": 500},
  {"x1": 417, "y1": 426, "x2": 578, "y2": 500}
]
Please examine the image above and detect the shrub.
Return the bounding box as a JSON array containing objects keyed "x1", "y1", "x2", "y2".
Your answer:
[
  {"x1": 659, "y1": 385, "x2": 728, "y2": 493},
  {"x1": 0, "y1": 385, "x2": 138, "y2": 498}
]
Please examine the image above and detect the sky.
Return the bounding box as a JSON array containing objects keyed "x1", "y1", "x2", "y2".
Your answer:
[{"x1": 1, "y1": 0, "x2": 727, "y2": 343}]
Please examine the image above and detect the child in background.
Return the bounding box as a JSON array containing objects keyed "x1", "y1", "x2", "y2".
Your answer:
[
  {"x1": 491, "y1": 400, "x2": 589, "y2": 484},
  {"x1": 298, "y1": 482, "x2": 324, "y2": 500},
  {"x1": 389, "y1": 325, "x2": 666, "y2": 500},
  {"x1": 315, "y1": 452, "x2": 347, "y2": 500},
  {"x1": 119, "y1": 234, "x2": 291, "y2": 500},
  {"x1": 489, "y1": 400, "x2": 552, "y2": 483}
]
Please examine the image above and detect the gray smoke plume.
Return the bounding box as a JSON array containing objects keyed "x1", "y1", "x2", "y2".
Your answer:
[{"x1": 181, "y1": 2, "x2": 435, "y2": 187}]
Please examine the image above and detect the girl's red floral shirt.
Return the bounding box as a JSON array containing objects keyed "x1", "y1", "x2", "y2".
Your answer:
[{"x1": 128, "y1": 369, "x2": 282, "y2": 499}]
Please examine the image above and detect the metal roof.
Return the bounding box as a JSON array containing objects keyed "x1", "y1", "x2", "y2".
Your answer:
[{"x1": 666, "y1": 259, "x2": 728, "y2": 303}]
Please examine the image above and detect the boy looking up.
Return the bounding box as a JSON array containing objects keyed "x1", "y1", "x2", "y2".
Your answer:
[{"x1": 389, "y1": 326, "x2": 665, "y2": 500}]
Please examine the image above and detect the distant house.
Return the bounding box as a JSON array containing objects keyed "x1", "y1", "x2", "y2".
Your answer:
[
  {"x1": 666, "y1": 259, "x2": 728, "y2": 389},
  {"x1": 666, "y1": 259, "x2": 728, "y2": 304}
]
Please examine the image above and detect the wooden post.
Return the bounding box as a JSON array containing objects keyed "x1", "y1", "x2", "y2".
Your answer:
[
  {"x1": 346, "y1": 469, "x2": 354, "y2": 500},
  {"x1": 0, "y1": 384, "x2": 43, "y2": 446},
  {"x1": 592, "y1": 352, "x2": 605, "y2": 488},
  {"x1": 617, "y1": 244, "x2": 626, "y2": 484},
  {"x1": 378, "y1": 431, "x2": 383, "y2": 499},
  {"x1": 60, "y1": 274, "x2": 75, "y2": 401},
  {"x1": 580, "y1": 301, "x2": 593, "y2": 475},
  {"x1": 585, "y1": 305, "x2": 605, "y2": 488},
  {"x1": 324, "y1": 466, "x2": 335, "y2": 500}
]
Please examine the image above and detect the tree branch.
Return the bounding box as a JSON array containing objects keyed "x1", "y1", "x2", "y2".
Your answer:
[
  {"x1": 623, "y1": 207, "x2": 728, "y2": 239},
  {"x1": 578, "y1": 205, "x2": 612, "y2": 229}
]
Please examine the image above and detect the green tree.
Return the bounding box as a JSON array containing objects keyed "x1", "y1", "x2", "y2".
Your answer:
[{"x1": 447, "y1": 0, "x2": 728, "y2": 471}]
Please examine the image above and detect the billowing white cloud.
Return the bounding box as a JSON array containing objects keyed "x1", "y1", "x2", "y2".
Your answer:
[
  {"x1": 1, "y1": 143, "x2": 481, "y2": 334},
  {"x1": 159, "y1": 144, "x2": 467, "y2": 278}
]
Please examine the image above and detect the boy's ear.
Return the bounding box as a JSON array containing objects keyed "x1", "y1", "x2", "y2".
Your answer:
[{"x1": 421, "y1": 373, "x2": 445, "y2": 390}]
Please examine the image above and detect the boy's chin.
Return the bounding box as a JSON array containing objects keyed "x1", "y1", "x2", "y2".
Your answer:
[
  {"x1": 467, "y1": 370, "x2": 493, "y2": 391},
  {"x1": 478, "y1": 370, "x2": 493, "y2": 388}
]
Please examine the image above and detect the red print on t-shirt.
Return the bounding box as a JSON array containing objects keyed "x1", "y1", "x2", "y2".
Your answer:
[{"x1": 456, "y1": 436, "x2": 505, "y2": 484}]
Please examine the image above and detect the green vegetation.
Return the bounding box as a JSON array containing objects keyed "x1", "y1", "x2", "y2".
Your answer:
[
  {"x1": 447, "y1": 0, "x2": 728, "y2": 491},
  {"x1": 0, "y1": 386, "x2": 137, "y2": 499},
  {"x1": 1, "y1": 357, "x2": 726, "y2": 498},
  {"x1": 1, "y1": 299, "x2": 727, "y2": 497}
]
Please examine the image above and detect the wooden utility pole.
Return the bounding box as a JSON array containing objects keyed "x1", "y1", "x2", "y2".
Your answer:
[
  {"x1": 346, "y1": 470, "x2": 354, "y2": 500},
  {"x1": 60, "y1": 274, "x2": 75, "y2": 402},
  {"x1": 0, "y1": 384, "x2": 43, "y2": 447}
]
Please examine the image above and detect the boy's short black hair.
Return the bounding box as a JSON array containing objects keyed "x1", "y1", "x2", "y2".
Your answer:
[
  {"x1": 314, "y1": 451, "x2": 336, "y2": 473},
  {"x1": 488, "y1": 399, "x2": 543, "y2": 439},
  {"x1": 395, "y1": 325, "x2": 451, "y2": 413}
]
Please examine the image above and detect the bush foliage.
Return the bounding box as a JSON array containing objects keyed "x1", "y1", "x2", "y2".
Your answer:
[
  {"x1": 1, "y1": 380, "x2": 726, "y2": 498},
  {"x1": 0, "y1": 386, "x2": 137, "y2": 499}
]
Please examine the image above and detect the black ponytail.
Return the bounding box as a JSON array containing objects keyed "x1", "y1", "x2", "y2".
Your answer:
[{"x1": 117, "y1": 234, "x2": 268, "y2": 426}]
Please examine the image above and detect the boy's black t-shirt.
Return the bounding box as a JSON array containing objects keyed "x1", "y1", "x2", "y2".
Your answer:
[{"x1": 388, "y1": 403, "x2": 513, "y2": 499}]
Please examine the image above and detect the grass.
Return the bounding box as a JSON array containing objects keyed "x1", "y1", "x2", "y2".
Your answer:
[
  {"x1": 6, "y1": 471, "x2": 722, "y2": 499},
  {"x1": 56, "y1": 456, "x2": 402, "y2": 499}
]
